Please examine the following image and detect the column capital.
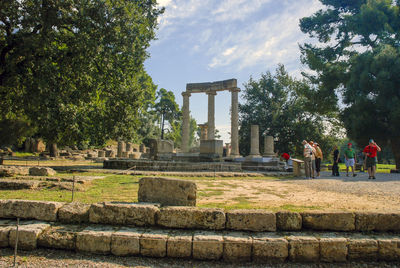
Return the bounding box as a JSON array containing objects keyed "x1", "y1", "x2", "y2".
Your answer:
[
  {"x1": 206, "y1": 90, "x2": 217, "y2": 96},
  {"x1": 182, "y1": 91, "x2": 191, "y2": 97},
  {"x1": 229, "y1": 87, "x2": 241, "y2": 93}
]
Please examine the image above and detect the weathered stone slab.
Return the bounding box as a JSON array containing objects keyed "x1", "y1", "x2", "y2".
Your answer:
[
  {"x1": 111, "y1": 227, "x2": 144, "y2": 256},
  {"x1": 0, "y1": 166, "x2": 29, "y2": 177},
  {"x1": 302, "y1": 212, "x2": 355, "y2": 231},
  {"x1": 348, "y1": 236, "x2": 378, "y2": 261},
  {"x1": 89, "y1": 202, "x2": 159, "y2": 226},
  {"x1": 140, "y1": 229, "x2": 169, "y2": 257},
  {"x1": 58, "y1": 202, "x2": 90, "y2": 223},
  {"x1": 193, "y1": 231, "x2": 223, "y2": 260},
  {"x1": 38, "y1": 224, "x2": 83, "y2": 250},
  {"x1": 186, "y1": 79, "x2": 237, "y2": 92},
  {"x1": 0, "y1": 220, "x2": 13, "y2": 248},
  {"x1": 288, "y1": 235, "x2": 320, "y2": 262},
  {"x1": 76, "y1": 226, "x2": 115, "y2": 254},
  {"x1": 226, "y1": 210, "x2": 276, "y2": 232},
  {"x1": 0, "y1": 180, "x2": 39, "y2": 190},
  {"x1": 276, "y1": 211, "x2": 302, "y2": 231},
  {"x1": 138, "y1": 177, "x2": 196, "y2": 206},
  {"x1": 167, "y1": 230, "x2": 193, "y2": 258},
  {"x1": 223, "y1": 232, "x2": 252, "y2": 262},
  {"x1": 29, "y1": 167, "x2": 56, "y2": 176},
  {"x1": 9, "y1": 221, "x2": 50, "y2": 250},
  {"x1": 378, "y1": 237, "x2": 400, "y2": 261},
  {"x1": 157, "y1": 207, "x2": 225, "y2": 230},
  {"x1": 356, "y1": 212, "x2": 400, "y2": 232},
  {"x1": 252, "y1": 233, "x2": 288, "y2": 263},
  {"x1": 319, "y1": 234, "x2": 348, "y2": 262},
  {"x1": 0, "y1": 200, "x2": 64, "y2": 221}
]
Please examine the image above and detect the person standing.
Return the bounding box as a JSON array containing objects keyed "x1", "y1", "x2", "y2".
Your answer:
[
  {"x1": 302, "y1": 140, "x2": 312, "y2": 179},
  {"x1": 332, "y1": 145, "x2": 340, "y2": 176},
  {"x1": 363, "y1": 139, "x2": 381, "y2": 179},
  {"x1": 314, "y1": 142, "x2": 323, "y2": 178},
  {"x1": 344, "y1": 143, "x2": 357, "y2": 177},
  {"x1": 309, "y1": 141, "x2": 317, "y2": 178}
]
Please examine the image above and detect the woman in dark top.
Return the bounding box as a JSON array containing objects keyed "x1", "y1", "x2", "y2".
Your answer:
[{"x1": 332, "y1": 145, "x2": 340, "y2": 176}]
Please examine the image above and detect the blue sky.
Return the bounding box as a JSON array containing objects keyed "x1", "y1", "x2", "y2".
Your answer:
[{"x1": 144, "y1": 0, "x2": 323, "y2": 143}]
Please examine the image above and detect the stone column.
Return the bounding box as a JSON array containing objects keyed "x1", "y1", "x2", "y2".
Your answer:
[
  {"x1": 263, "y1": 136, "x2": 275, "y2": 157},
  {"x1": 181, "y1": 92, "x2": 191, "y2": 153},
  {"x1": 249, "y1": 125, "x2": 261, "y2": 157},
  {"x1": 230, "y1": 88, "x2": 240, "y2": 157},
  {"x1": 207, "y1": 91, "x2": 217, "y2": 140},
  {"x1": 117, "y1": 141, "x2": 125, "y2": 158},
  {"x1": 225, "y1": 143, "x2": 231, "y2": 157},
  {"x1": 198, "y1": 124, "x2": 208, "y2": 140}
]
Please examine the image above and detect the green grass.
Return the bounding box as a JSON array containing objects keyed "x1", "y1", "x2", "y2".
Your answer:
[
  {"x1": 12, "y1": 152, "x2": 37, "y2": 157},
  {"x1": 337, "y1": 163, "x2": 395, "y2": 173},
  {"x1": 0, "y1": 174, "x2": 139, "y2": 203}
]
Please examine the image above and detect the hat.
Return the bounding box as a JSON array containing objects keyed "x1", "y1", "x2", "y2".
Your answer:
[
  {"x1": 369, "y1": 139, "x2": 374, "y2": 143},
  {"x1": 348, "y1": 143, "x2": 352, "y2": 146}
]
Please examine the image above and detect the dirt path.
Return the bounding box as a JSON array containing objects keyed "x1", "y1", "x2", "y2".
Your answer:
[{"x1": 196, "y1": 171, "x2": 400, "y2": 212}]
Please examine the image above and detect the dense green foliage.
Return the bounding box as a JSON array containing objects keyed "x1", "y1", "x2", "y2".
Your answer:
[
  {"x1": 300, "y1": 0, "x2": 400, "y2": 168},
  {"x1": 239, "y1": 65, "x2": 339, "y2": 158},
  {"x1": 0, "y1": 0, "x2": 163, "y2": 148}
]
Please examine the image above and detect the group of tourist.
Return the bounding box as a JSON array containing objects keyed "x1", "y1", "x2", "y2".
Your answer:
[
  {"x1": 302, "y1": 140, "x2": 323, "y2": 179},
  {"x1": 302, "y1": 139, "x2": 381, "y2": 180}
]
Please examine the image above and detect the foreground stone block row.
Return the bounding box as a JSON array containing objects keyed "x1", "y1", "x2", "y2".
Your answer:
[
  {"x1": 1, "y1": 200, "x2": 400, "y2": 232},
  {"x1": 0, "y1": 220, "x2": 399, "y2": 263}
]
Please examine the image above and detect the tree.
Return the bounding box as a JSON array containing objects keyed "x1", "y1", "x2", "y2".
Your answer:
[
  {"x1": 300, "y1": 0, "x2": 400, "y2": 168},
  {"x1": 239, "y1": 65, "x2": 338, "y2": 158},
  {"x1": 154, "y1": 88, "x2": 180, "y2": 139},
  {"x1": 0, "y1": 0, "x2": 163, "y2": 151}
]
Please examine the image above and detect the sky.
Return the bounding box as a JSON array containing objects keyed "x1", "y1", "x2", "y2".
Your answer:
[{"x1": 144, "y1": 0, "x2": 323, "y2": 143}]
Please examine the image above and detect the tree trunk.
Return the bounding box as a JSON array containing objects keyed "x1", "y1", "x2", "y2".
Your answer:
[
  {"x1": 49, "y1": 143, "x2": 59, "y2": 157},
  {"x1": 391, "y1": 139, "x2": 400, "y2": 170}
]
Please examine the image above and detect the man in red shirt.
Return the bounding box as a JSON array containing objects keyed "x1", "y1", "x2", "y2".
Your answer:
[{"x1": 363, "y1": 139, "x2": 381, "y2": 180}]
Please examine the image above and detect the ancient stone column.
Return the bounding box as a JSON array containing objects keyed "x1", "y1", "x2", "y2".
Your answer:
[
  {"x1": 117, "y1": 141, "x2": 125, "y2": 158},
  {"x1": 98, "y1": 150, "x2": 105, "y2": 158},
  {"x1": 263, "y1": 136, "x2": 275, "y2": 157},
  {"x1": 198, "y1": 124, "x2": 208, "y2": 140},
  {"x1": 249, "y1": 125, "x2": 261, "y2": 157},
  {"x1": 126, "y1": 142, "x2": 133, "y2": 152},
  {"x1": 181, "y1": 91, "x2": 191, "y2": 153},
  {"x1": 225, "y1": 143, "x2": 231, "y2": 157},
  {"x1": 207, "y1": 91, "x2": 217, "y2": 140},
  {"x1": 230, "y1": 88, "x2": 240, "y2": 157}
]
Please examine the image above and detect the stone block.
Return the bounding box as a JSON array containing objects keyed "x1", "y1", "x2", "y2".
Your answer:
[
  {"x1": 319, "y1": 235, "x2": 348, "y2": 262},
  {"x1": 0, "y1": 199, "x2": 63, "y2": 221},
  {"x1": 378, "y1": 237, "x2": 400, "y2": 261},
  {"x1": 89, "y1": 202, "x2": 159, "y2": 226},
  {"x1": 348, "y1": 237, "x2": 378, "y2": 261},
  {"x1": 302, "y1": 212, "x2": 355, "y2": 231},
  {"x1": 276, "y1": 211, "x2": 302, "y2": 231},
  {"x1": 252, "y1": 233, "x2": 288, "y2": 263},
  {"x1": 157, "y1": 207, "x2": 225, "y2": 230},
  {"x1": 138, "y1": 177, "x2": 196, "y2": 206},
  {"x1": 0, "y1": 221, "x2": 13, "y2": 248},
  {"x1": 288, "y1": 235, "x2": 320, "y2": 262},
  {"x1": 356, "y1": 212, "x2": 400, "y2": 232},
  {"x1": 9, "y1": 221, "x2": 50, "y2": 250},
  {"x1": 199, "y1": 140, "x2": 223, "y2": 156},
  {"x1": 111, "y1": 227, "x2": 144, "y2": 256},
  {"x1": 193, "y1": 231, "x2": 223, "y2": 260},
  {"x1": 140, "y1": 229, "x2": 169, "y2": 257},
  {"x1": 223, "y1": 232, "x2": 252, "y2": 262},
  {"x1": 76, "y1": 226, "x2": 115, "y2": 254},
  {"x1": 167, "y1": 231, "x2": 193, "y2": 258},
  {"x1": 29, "y1": 167, "x2": 56, "y2": 176},
  {"x1": 58, "y1": 202, "x2": 90, "y2": 223},
  {"x1": 0, "y1": 180, "x2": 39, "y2": 190},
  {"x1": 226, "y1": 210, "x2": 275, "y2": 232},
  {"x1": 0, "y1": 166, "x2": 30, "y2": 177},
  {"x1": 38, "y1": 224, "x2": 83, "y2": 250}
]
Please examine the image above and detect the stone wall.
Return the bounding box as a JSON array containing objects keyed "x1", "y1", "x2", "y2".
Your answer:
[
  {"x1": 1, "y1": 200, "x2": 400, "y2": 263},
  {"x1": 1, "y1": 200, "x2": 400, "y2": 233}
]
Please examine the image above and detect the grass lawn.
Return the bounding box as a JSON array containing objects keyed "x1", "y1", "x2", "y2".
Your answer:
[{"x1": 337, "y1": 163, "x2": 395, "y2": 173}]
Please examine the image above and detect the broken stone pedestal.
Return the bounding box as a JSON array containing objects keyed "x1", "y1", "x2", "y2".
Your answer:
[{"x1": 199, "y1": 140, "x2": 223, "y2": 161}]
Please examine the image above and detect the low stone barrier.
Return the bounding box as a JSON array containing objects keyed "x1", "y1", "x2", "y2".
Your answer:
[
  {"x1": 0, "y1": 200, "x2": 400, "y2": 233},
  {"x1": 0, "y1": 220, "x2": 399, "y2": 263}
]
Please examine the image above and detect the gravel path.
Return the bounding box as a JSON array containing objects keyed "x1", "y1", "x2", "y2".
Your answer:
[{"x1": 1, "y1": 248, "x2": 399, "y2": 268}]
